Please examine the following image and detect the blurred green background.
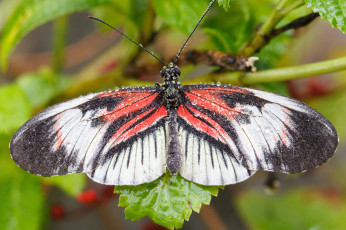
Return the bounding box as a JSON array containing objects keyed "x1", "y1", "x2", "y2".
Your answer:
[{"x1": 0, "y1": 0, "x2": 345, "y2": 229}]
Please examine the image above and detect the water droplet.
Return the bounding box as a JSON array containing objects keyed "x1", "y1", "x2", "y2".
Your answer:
[
  {"x1": 191, "y1": 101, "x2": 197, "y2": 106},
  {"x1": 216, "y1": 82, "x2": 221, "y2": 86}
]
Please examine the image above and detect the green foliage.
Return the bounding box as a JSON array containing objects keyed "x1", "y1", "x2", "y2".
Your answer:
[
  {"x1": 0, "y1": 134, "x2": 44, "y2": 230},
  {"x1": 16, "y1": 70, "x2": 71, "y2": 107},
  {"x1": 304, "y1": 0, "x2": 346, "y2": 33},
  {"x1": 203, "y1": 0, "x2": 254, "y2": 53},
  {"x1": 154, "y1": 0, "x2": 210, "y2": 34},
  {"x1": 0, "y1": 84, "x2": 31, "y2": 134},
  {"x1": 237, "y1": 189, "x2": 346, "y2": 229},
  {"x1": 0, "y1": 0, "x2": 113, "y2": 70},
  {"x1": 0, "y1": 173, "x2": 44, "y2": 230},
  {"x1": 115, "y1": 171, "x2": 220, "y2": 229}
]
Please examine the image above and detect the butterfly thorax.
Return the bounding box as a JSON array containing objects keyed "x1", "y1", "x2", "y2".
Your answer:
[{"x1": 161, "y1": 65, "x2": 182, "y2": 110}]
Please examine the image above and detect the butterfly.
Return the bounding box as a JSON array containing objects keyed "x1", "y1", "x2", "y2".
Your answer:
[{"x1": 9, "y1": 0, "x2": 338, "y2": 186}]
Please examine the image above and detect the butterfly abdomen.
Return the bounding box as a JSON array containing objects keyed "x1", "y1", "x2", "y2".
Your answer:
[{"x1": 167, "y1": 110, "x2": 182, "y2": 175}]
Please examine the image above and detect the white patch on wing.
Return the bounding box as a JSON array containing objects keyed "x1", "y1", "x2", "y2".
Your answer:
[
  {"x1": 227, "y1": 103, "x2": 296, "y2": 171},
  {"x1": 88, "y1": 123, "x2": 168, "y2": 185},
  {"x1": 251, "y1": 89, "x2": 314, "y2": 115},
  {"x1": 178, "y1": 126, "x2": 255, "y2": 185},
  {"x1": 38, "y1": 93, "x2": 96, "y2": 121}
]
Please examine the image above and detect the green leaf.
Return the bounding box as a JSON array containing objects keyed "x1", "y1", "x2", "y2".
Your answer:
[
  {"x1": 218, "y1": 0, "x2": 230, "y2": 10},
  {"x1": 115, "y1": 171, "x2": 220, "y2": 229},
  {"x1": 16, "y1": 70, "x2": 71, "y2": 108},
  {"x1": 203, "y1": 0, "x2": 254, "y2": 53},
  {"x1": 154, "y1": 0, "x2": 210, "y2": 34},
  {"x1": 202, "y1": 27, "x2": 233, "y2": 52},
  {"x1": 0, "y1": 84, "x2": 31, "y2": 134},
  {"x1": 43, "y1": 174, "x2": 87, "y2": 196},
  {"x1": 304, "y1": 0, "x2": 346, "y2": 33},
  {"x1": 0, "y1": 173, "x2": 44, "y2": 230},
  {"x1": 237, "y1": 188, "x2": 346, "y2": 229},
  {"x1": 0, "y1": 0, "x2": 22, "y2": 30},
  {"x1": 0, "y1": 0, "x2": 113, "y2": 70},
  {"x1": 0, "y1": 134, "x2": 44, "y2": 230}
]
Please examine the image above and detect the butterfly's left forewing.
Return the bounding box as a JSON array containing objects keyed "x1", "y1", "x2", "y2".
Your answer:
[
  {"x1": 177, "y1": 84, "x2": 338, "y2": 185},
  {"x1": 10, "y1": 87, "x2": 169, "y2": 185}
]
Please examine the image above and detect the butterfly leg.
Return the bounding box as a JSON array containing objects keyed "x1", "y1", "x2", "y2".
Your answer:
[{"x1": 167, "y1": 109, "x2": 182, "y2": 175}]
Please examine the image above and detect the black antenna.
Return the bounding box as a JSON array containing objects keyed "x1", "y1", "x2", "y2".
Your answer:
[
  {"x1": 173, "y1": 0, "x2": 217, "y2": 65},
  {"x1": 88, "y1": 16, "x2": 167, "y2": 67}
]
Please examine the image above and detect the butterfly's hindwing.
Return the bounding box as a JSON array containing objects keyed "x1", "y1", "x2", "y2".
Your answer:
[
  {"x1": 177, "y1": 113, "x2": 255, "y2": 186},
  {"x1": 180, "y1": 84, "x2": 338, "y2": 177},
  {"x1": 10, "y1": 87, "x2": 169, "y2": 185},
  {"x1": 88, "y1": 118, "x2": 168, "y2": 185}
]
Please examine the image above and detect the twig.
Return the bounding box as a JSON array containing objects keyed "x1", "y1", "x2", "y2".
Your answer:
[
  {"x1": 184, "y1": 50, "x2": 258, "y2": 72},
  {"x1": 269, "y1": 13, "x2": 319, "y2": 39},
  {"x1": 215, "y1": 56, "x2": 346, "y2": 85},
  {"x1": 239, "y1": 0, "x2": 304, "y2": 57}
]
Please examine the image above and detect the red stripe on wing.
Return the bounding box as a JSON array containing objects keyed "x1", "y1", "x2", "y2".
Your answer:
[
  {"x1": 98, "y1": 91, "x2": 159, "y2": 121},
  {"x1": 184, "y1": 90, "x2": 242, "y2": 118},
  {"x1": 109, "y1": 106, "x2": 168, "y2": 146},
  {"x1": 177, "y1": 106, "x2": 229, "y2": 144}
]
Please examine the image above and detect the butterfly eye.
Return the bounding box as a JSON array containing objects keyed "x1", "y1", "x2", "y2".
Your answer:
[
  {"x1": 160, "y1": 68, "x2": 167, "y2": 77},
  {"x1": 174, "y1": 66, "x2": 181, "y2": 76}
]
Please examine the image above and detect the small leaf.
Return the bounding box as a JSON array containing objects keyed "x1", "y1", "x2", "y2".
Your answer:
[
  {"x1": 154, "y1": 0, "x2": 210, "y2": 34},
  {"x1": 0, "y1": 0, "x2": 113, "y2": 70},
  {"x1": 218, "y1": 0, "x2": 230, "y2": 10},
  {"x1": 304, "y1": 0, "x2": 346, "y2": 33},
  {"x1": 0, "y1": 84, "x2": 31, "y2": 134},
  {"x1": 115, "y1": 171, "x2": 220, "y2": 229}
]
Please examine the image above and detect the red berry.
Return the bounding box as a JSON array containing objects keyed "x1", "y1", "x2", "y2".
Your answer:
[
  {"x1": 51, "y1": 204, "x2": 64, "y2": 220},
  {"x1": 77, "y1": 189, "x2": 97, "y2": 205}
]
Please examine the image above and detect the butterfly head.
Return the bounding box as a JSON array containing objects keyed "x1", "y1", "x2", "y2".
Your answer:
[{"x1": 161, "y1": 64, "x2": 180, "y2": 81}]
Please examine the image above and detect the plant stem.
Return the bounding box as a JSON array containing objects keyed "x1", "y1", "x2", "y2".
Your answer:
[
  {"x1": 216, "y1": 56, "x2": 346, "y2": 85},
  {"x1": 239, "y1": 0, "x2": 303, "y2": 57},
  {"x1": 52, "y1": 15, "x2": 68, "y2": 72}
]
